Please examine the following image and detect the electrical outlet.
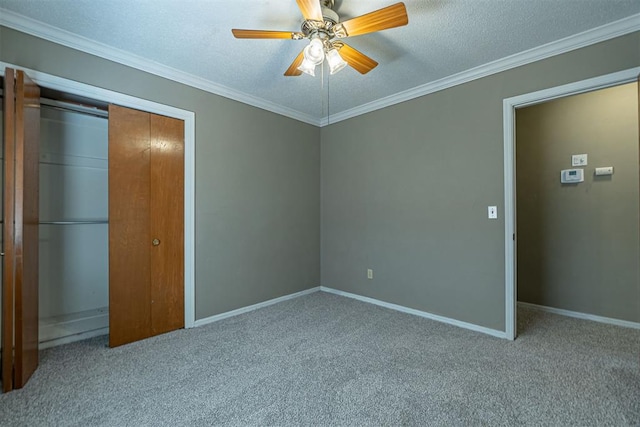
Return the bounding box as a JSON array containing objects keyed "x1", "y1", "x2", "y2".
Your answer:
[{"x1": 367, "y1": 269, "x2": 373, "y2": 279}]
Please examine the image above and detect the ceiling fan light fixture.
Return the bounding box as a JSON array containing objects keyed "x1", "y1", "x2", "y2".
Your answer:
[
  {"x1": 297, "y1": 57, "x2": 317, "y2": 76},
  {"x1": 304, "y1": 37, "x2": 325, "y2": 65},
  {"x1": 326, "y1": 48, "x2": 347, "y2": 75}
]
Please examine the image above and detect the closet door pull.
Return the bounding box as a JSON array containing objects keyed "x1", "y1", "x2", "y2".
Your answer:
[{"x1": 152, "y1": 238, "x2": 161, "y2": 246}]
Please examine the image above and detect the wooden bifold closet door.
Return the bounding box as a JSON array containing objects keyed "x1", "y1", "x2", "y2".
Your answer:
[
  {"x1": 2, "y1": 68, "x2": 40, "y2": 392},
  {"x1": 108, "y1": 105, "x2": 184, "y2": 348}
]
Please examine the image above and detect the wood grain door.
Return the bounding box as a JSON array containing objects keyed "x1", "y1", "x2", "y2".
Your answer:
[
  {"x1": 149, "y1": 113, "x2": 184, "y2": 336},
  {"x1": 2, "y1": 68, "x2": 40, "y2": 392},
  {"x1": 108, "y1": 105, "x2": 184, "y2": 347},
  {"x1": 108, "y1": 106, "x2": 152, "y2": 347}
]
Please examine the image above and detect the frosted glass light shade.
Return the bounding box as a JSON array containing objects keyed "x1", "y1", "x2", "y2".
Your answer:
[
  {"x1": 297, "y1": 57, "x2": 316, "y2": 76},
  {"x1": 326, "y1": 49, "x2": 347, "y2": 75},
  {"x1": 304, "y1": 38, "x2": 325, "y2": 65}
]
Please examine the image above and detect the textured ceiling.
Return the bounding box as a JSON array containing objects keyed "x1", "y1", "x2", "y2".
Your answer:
[{"x1": 1, "y1": 0, "x2": 639, "y2": 124}]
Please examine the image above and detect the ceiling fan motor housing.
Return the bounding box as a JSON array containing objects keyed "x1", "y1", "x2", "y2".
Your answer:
[{"x1": 301, "y1": 6, "x2": 339, "y2": 38}]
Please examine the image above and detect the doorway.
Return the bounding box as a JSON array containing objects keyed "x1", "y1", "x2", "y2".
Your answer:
[
  {"x1": 503, "y1": 67, "x2": 640, "y2": 340},
  {"x1": 516, "y1": 82, "x2": 639, "y2": 331}
]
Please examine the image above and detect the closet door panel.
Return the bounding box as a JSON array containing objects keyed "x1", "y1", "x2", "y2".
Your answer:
[
  {"x1": 2, "y1": 68, "x2": 17, "y2": 393},
  {"x1": 149, "y1": 113, "x2": 184, "y2": 335},
  {"x1": 108, "y1": 105, "x2": 152, "y2": 347},
  {"x1": 14, "y1": 69, "x2": 41, "y2": 388},
  {"x1": 2, "y1": 68, "x2": 41, "y2": 391}
]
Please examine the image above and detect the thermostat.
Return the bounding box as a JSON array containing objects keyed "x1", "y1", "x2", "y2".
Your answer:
[{"x1": 561, "y1": 169, "x2": 584, "y2": 183}]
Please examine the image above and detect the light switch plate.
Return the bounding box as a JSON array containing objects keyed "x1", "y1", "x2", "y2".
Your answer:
[
  {"x1": 488, "y1": 206, "x2": 498, "y2": 219},
  {"x1": 571, "y1": 154, "x2": 588, "y2": 166}
]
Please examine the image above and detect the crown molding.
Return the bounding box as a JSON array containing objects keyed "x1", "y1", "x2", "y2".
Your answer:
[
  {"x1": 323, "y1": 13, "x2": 640, "y2": 126},
  {"x1": 1, "y1": 8, "x2": 638, "y2": 128},
  {"x1": 0, "y1": 8, "x2": 321, "y2": 127}
]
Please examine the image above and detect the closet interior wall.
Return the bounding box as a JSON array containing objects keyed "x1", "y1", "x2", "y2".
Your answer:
[{"x1": 38, "y1": 104, "x2": 109, "y2": 348}]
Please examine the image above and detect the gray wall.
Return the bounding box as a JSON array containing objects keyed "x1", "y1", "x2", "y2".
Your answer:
[
  {"x1": 516, "y1": 83, "x2": 639, "y2": 322},
  {"x1": 0, "y1": 26, "x2": 321, "y2": 320},
  {"x1": 2, "y1": 25, "x2": 639, "y2": 333},
  {"x1": 321, "y1": 33, "x2": 640, "y2": 331}
]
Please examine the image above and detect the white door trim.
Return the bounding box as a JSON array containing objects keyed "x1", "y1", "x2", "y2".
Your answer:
[
  {"x1": 1, "y1": 62, "x2": 197, "y2": 329},
  {"x1": 502, "y1": 66, "x2": 640, "y2": 340}
]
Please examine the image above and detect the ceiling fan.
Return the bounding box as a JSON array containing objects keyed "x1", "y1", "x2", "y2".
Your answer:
[{"x1": 231, "y1": 0, "x2": 409, "y2": 77}]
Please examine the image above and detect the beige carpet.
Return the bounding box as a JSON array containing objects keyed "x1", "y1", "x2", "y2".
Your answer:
[{"x1": 1, "y1": 291, "x2": 638, "y2": 426}]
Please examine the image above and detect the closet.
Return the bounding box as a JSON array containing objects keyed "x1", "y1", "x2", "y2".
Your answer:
[
  {"x1": 39, "y1": 99, "x2": 110, "y2": 347},
  {"x1": 2, "y1": 68, "x2": 186, "y2": 391}
]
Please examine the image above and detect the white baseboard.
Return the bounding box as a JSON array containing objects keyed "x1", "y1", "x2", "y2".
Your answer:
[
  {"x1": 39, "y1": 307, "x2": 109, "y2": 349},
  {"x1": 518, "y1": 302, "x2": 640, "y2": 330},
  {"x1": 320, "y1": 286, "x2": 507, "y2": 339},
  {"x1": 194, "y1": 287, "x2": 321, "y2": 328}
]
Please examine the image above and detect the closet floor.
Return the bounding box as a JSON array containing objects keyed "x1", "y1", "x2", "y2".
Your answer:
[{"x1": 39, "y1": 307, "x2": 108, "y2": 349}]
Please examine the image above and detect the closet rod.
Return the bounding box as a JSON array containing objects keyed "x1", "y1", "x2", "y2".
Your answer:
[
  {"x1": 41, "y1": 99, "x2": 109, "y2": 119},
  {"x1": 40, "y1": 220, "x2": 109, "y2": 225},
  {"x1": 0, "y1": 91, "x2": 108, "y2": 119}
]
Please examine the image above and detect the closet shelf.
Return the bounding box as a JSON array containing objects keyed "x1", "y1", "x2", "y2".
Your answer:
[{"x1": 40, "y1": 220, "x2": 108, "y2": 225}]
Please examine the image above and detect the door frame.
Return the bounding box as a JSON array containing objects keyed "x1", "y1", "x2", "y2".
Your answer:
[
  {"x1": 0, "y1": 62, "x2": 197, "y2": 329},
  {"x1": 502, "y1": 66, "x2": 640, "y2": 340}
]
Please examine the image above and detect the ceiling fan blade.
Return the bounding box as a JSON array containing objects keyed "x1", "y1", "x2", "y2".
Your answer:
[
  {"x1": 232, "y1": 29, "x2": 304, "y2": 39},
  {"x1": 335, "y1": 2, "x2": 408, "y2": 38},
  {"x1": 337, "y1": 43, "x2": 378, "y2": 74},
  {"x1": 296, "y1": 0, "x2": 323, "y2": 21},
  {"x1": 284, "y1": 50, "x2": 306, "y2": 76}
]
